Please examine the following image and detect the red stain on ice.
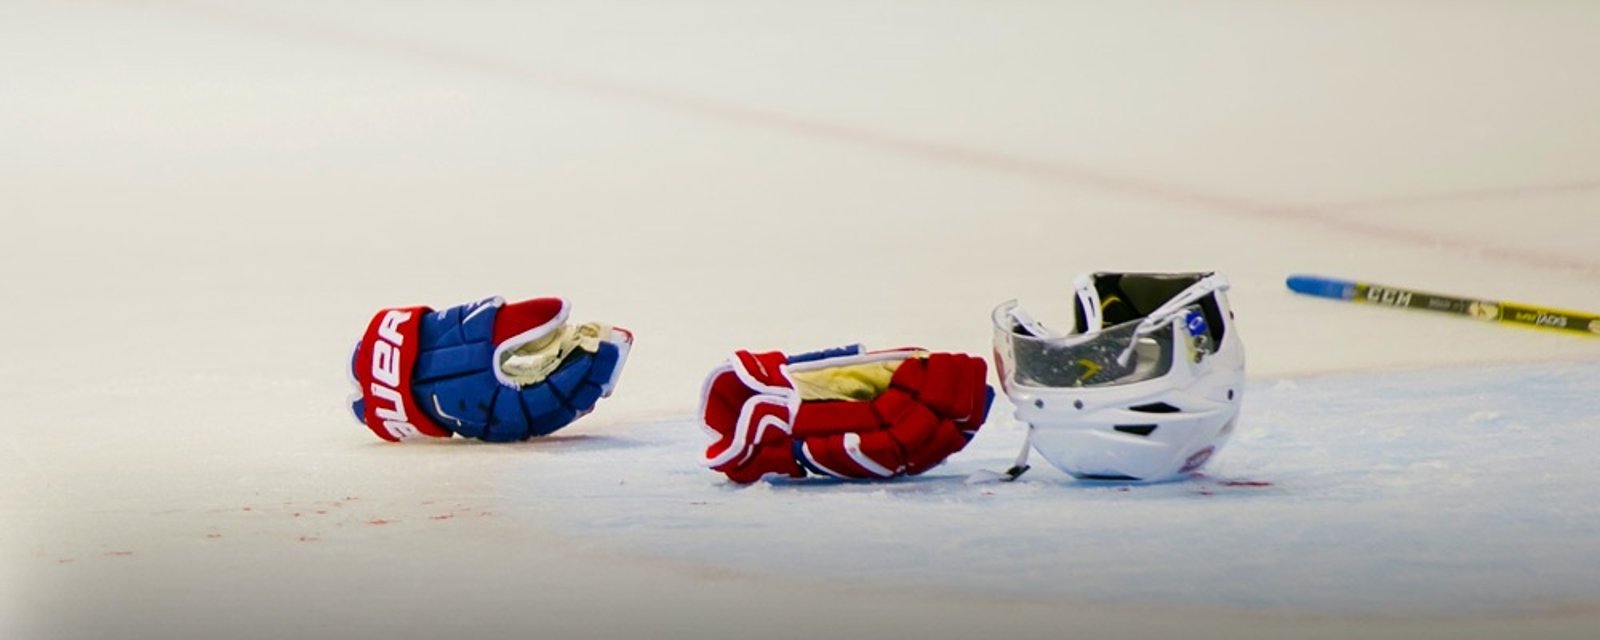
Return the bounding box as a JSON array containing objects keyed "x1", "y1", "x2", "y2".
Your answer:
[
  {"x1": 206, "y1": 533, "x2": 223, "y2": 539},
  {"x1": 104, "y1": 551, "x2": 134, "y2": 557},
  {"x1": 1220, "y1": 480, "x2": 1275, "y2": 488},
  {"x1": 430, "y1": 514, "x2": 454, "y2": 521},
  {"x1": 298, "y1": 535, "x2": 318, "y2": 542},
  {"x1": 291, "y1": 512, "x2": 302, "y2": 518},
  {"x1": 316, "y1": 510, "x2": 328, "y2": 515},
  {"x1": 367, "y1": 518, "x2": 391, "y2": 526},
  {"x1": 242, "y1": 507, "x2": 253, "y2": 512}
]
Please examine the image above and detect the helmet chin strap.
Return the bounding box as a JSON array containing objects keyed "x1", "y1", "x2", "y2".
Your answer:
[
  {"x1": 1114, "y1": 273, "x2": 1230, "y2": 367},
  {"x1": 1073, "y1": 272, "x2": 1103, "y2": 332},
  {"x1": 966, "y1": 426, "x2": 1034, "y2": 483},
  {"x1": 1004, "y1": 305, "x2": 1059, "y2": 339},
  {"x1": 1001, "y1": 427, "x2": 1034, "y2": 481}
]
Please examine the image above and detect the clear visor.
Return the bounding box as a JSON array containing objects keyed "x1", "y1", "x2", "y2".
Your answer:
[{"x1": 992, "y1": 300, "x2": 1209, "y2": 389}]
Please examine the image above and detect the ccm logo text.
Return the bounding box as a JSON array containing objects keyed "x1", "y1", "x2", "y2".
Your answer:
[{"x1": 1365, "y1": 287, "x2": 1413, "y2": 307}]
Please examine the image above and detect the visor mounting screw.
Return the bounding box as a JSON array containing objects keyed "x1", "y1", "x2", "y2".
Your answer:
[
  {"x1": 1073, "y1": 399, "x2": 1084, "y2": 410},
  {"x1": 1033, "y1": 399, "x2": 1044, "y2": 409}
]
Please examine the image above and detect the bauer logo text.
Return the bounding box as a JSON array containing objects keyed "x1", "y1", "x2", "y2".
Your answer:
[{"x1": 369, "y1": 310, "x2": 421, "y2": 439}]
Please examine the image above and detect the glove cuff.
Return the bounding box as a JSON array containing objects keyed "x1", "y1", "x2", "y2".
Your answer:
[{"x1": 352, "y1": 306, "x2": 452, "y2": 441}]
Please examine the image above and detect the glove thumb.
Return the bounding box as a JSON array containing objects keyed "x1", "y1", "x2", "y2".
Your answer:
[
  {"x1": 489, "y1": 297, "x2": 572, "y2": 387},
  {"x1": 492, "y1": 298, "x2": 634, "y2": 397}
]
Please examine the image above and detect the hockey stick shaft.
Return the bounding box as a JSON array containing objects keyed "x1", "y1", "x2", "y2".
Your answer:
[{"x1": 1286, "y1": 274, "x2": 1600, "y2": 337}]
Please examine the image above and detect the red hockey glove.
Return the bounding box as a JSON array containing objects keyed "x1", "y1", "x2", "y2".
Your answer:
[{"x1": 699, "y1": 345, "x2": 993, "y2": 483}]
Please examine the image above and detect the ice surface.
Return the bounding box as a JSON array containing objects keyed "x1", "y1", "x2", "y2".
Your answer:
[
  {"x1": 3, "y1": 1, "x2": 1600, "y2": 639},
  {"x1": 522, "y1": 362, "x2": 1600, "y2": 616}
]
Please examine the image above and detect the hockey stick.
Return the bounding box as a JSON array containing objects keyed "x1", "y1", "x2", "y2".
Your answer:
[{"x1": 1286, "y1": 274, "x2": 1600, "y2": 337}]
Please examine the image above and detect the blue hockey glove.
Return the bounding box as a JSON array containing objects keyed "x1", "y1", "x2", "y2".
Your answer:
[{"x1": 349, "y1": 297, "x2": 632, "y2": 442}]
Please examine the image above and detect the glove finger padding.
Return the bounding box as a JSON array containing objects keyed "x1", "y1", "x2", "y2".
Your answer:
[
  {"x1": 699, "y1": 345, "x2": 993, "y2": 483},
  {"x1": 350, "y1": 296, "x2": 632, "y2": 442}
]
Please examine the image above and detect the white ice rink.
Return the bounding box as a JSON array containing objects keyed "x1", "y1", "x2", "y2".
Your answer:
[{"x1": 4, "y1": 1, "x2": 1600, "y2": 639}]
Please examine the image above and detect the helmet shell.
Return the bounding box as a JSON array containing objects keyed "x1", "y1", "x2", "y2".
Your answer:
[{"x1": 996, "y1": 272, "x2": 1245, "y2": 482}]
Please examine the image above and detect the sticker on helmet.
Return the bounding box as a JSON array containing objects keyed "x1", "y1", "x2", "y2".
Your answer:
[
  {"x1": 1185, "y1": 309, "x2": 1208, "y2": 337},
  {"x1": 1184, "y1": 309, "x2": 1214, "y2": 360}
]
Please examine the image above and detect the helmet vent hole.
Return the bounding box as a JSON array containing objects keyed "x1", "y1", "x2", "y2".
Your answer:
[
  {"x1": 1079, "y1": 473, "x2": 1140, "y2": 481},
  {"x1": 1114, "y1": 424, "x2": 1158, "y2": 437},
  {"x1": 1033, "y1": 399, "x2": 1044, "y2": 409},
  {"x1": 1228, "y1": 389, "x2": 1235, "y2": 400},
  {"x1": 1073, "y1": 399, "x2": 1084, "y2": 410},
  {"x1": 1128, "y1": 402, "x2": 1181, "y2": 414}
]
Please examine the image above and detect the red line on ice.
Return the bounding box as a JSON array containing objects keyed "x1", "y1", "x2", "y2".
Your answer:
[{"x1": 146, "y1": 0, "x2": 1600, "y2": 276}]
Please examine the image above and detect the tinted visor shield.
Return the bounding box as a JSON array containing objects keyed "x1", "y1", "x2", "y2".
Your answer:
[{"x1": 993, "y1": 300, "x2": 1207, "y2": 389}]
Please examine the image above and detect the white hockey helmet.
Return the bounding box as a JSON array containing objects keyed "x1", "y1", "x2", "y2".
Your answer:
[{"x1": 991, "y1": 272, "x2": 1245, "y2": 482}]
